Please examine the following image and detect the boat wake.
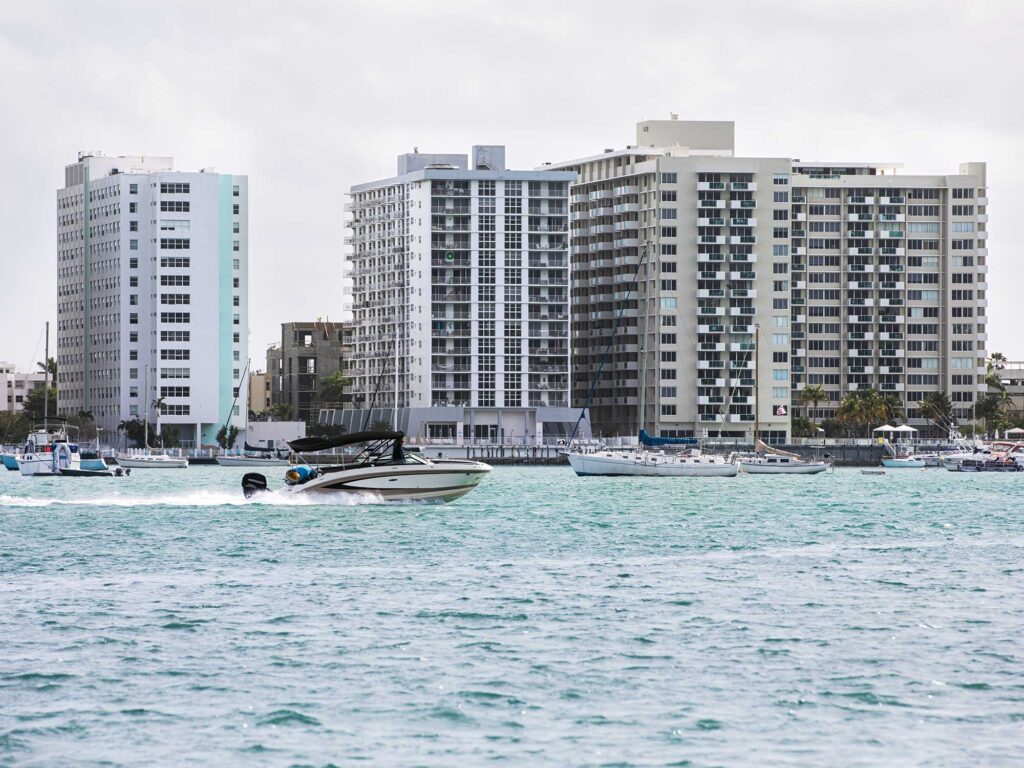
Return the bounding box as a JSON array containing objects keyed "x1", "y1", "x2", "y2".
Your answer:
[{"x1": 0, "y1": 489, "x2": 387, "y2": 508}]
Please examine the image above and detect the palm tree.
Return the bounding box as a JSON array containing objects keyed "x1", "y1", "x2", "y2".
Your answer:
[
  {"x1": 989, "y1": 351, "x2": 1007, "y2": 370},
  {"x1": 798, "y1": 384, "x2": 827, "y2": 423},
  {"x1": 880, "y1": 392, "x2": 903, "y2": 424},
  {"x1": 37, "y1": 357, "x2": 57, "y2": 377},
  {"x1": 919, "y1": 391, "x2": 954, "y2": 434}
]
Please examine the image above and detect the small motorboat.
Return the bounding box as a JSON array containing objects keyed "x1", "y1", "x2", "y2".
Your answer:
[
  {"x1": 735, "y1": 441, "x2": 830, "y2": 475},
  {"x1": 58, "y1": 466, "x2": 129, "y2": 478},
  {"x1": 861, "y1": 469, "x2": 886, "y2": 475},
  {"x1": 16, "y1": 422, "x2": 82, "y2": 476},
  {"x1": 241, "y1": 430, "x2": 491, "y2": 502},
  {"x1": 216, "y1": 453, "x2": 289, "y2": 467},
  {"x1": 881, "y1": 457, "x2": 927, "y2": 469}
]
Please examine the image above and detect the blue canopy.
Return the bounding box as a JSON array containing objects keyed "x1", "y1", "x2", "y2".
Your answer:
[{"x1": 639, "y1": 429, "x2": 699, "y2": 447}]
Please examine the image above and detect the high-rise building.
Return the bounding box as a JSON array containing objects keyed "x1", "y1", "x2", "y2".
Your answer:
[
  {"x1": 788, "y1": 162, "x2": 988, "y2": 428},
  {"x1": 270, "y1": 320, "x2": 352, "y2": 427},
  {"x1": 549, "y1": 119, "x2": 989, "y2": 439},
  {"x1": 57, "y1": 152, "x2": 248, "y2": 447},
  {"x1": 332, "y1": 146, "x2": 584, "y2": 444}
]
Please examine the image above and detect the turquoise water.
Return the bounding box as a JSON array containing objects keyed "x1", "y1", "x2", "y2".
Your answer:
[{"x1": 1, "y1": 466, "x2": 1022, "y2": 766}]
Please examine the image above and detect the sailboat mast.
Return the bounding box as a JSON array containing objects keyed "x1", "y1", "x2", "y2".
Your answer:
[
  {"x1": 43, "y1": 321, "x2": 50, "y2": 424},
  {"x1": 144, "y1": 364, "x2": 149, "y2": 449},
  {"x1": 753, "y1": 322, "x2": 759, "y2": 445},
  {"x1": 393, "y1": 324, "x2": 400, "y2": 431}
]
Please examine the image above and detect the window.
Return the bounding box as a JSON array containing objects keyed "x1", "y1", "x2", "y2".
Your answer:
[
  {"x1": 661, "y1": 208, "x2": 677, "y2": 219},
  {"x1": 232, "y1": 184, "x2": 240, "y2": 197},
  {"x1": 160, "y1": 293, "x2": 190, "y2": 305},
  {"x1": 232, "y1": 296, "x2": 240, "y2": 307},
  {"x1": 129, "y1": 294, "x2": 138, "y2": 306},
  {"x1": 660, "y1": 279, "x2": 677, "y2": 291},
  {"x1": 772, "y1": 316, "x2": 788, "y2": 328},
  {"x1": 773, "y1": 280, "x2": 789, "y2": 292},
  {"x1": 162, "y1": 404, "x2": 191, "y2": 416},
  {"x1": 661, "y1": 190, "x2": 677, "y2": 202},
  {"x1": 129, "y1": 239, "x2": 138, "y2": 250},
  {"x1": 129, "y1": 312, "x2": 138, "y2": 325},
  {"x1": 160, "y1": 349, "x2": 191, "y2": 360},
  {"x1": 129, "y1": 202, "x2": 137, "y2": 213},
  {"x1": 160, "y1": 330, "x2": 190, "y2": 342},
  {"x1": 771, "y1": 334, "x2": 789, "y2": 345},
  {"x1": 160, "y1": 386, "x2": 191, "y2": 398},
  {"x1": 233, "y1": 240, "x2": 240, "y2": 252},
  {"x1": 773, "y1": 298, "x2": 788, "y2": 309},
  {"x1": 160, "y1": 275, "x2": 190, "y2": 286},
  {"x1": 129, "y1": 257, "x2": 138, "y2": 268},
  {"x1": 661, "y1": 244, "x2": 677, "y2": 255},
  {"x1": 773, "y1": 173, "x2": 789, "y2": 185},
  {"x1": 773, "y1": 352, "x2": 788, "y2": 363},
  {"x1": 160, "y1": 256, "x2": 190, "y2": 268},
  {"x1": 160, "y1": 238, "x2": 190, "y2": 249},
  {"x1": 160, "y1": 182, "x2": 190, "y2": 194},
  {"x1": 661, "y1": 404, "x2": 677, "y2": 416},
  {"x1": 160, "y1": 312, "x2": 190, "y2": 323},
  {"x1": 661, "y1": 351, "x2": 676, "y2": 362},
  {"x1": 233, "y1": 204, "x2": 240, "y2": 215},
  {"x1": 661, "y1": 387, "x2": 677, "y2": 398},
  {"x1": 661, "y1": 227, "x2": 677, "y2": 238},
  {"x1": 773, "y1": 387, "x2": 789, "y2": 399},
  {"x1": 129, "y1": 183, "x2": 138, "y2": 194},
  {"x1": 773, "y1": 370, "x2": 789, "y2": 381},
  {"x1": 160, "y1": 200, "x2": 190, "y2": 212},
  {"x1": 772, "y1": 244, "x2": 789, "y2": 257},
  {"x1": 773, "y1": 209, "x2": 788, "y2": 221},
  {"x1": 773, "y1": 227, "x2": 789, "y2": 239},
  {"x1": 129, "y1": 276, "x2": 138, "y2": 287},
  {"x1": 773, "y1": 191, "x2": 789, "y2": 203},
  {"x1": 129, "y1": 221, "x2": 138, "y2": 231},
  {"x1": 661, "y1": 172, "x2": 677, "y2": 184},
  {"x1": 660, "y1": 297, "x2": 677, "y2": 309}
]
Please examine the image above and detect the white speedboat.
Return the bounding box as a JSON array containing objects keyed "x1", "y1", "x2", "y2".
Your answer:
[
  {"x1": 116, "y1": 453, "x2": 189, "y2": 469},
  {"x1": 241, "y1": 431, "x2": 491, "y2": 502},
  {"x1": 567, "y1": 448, "x2": 738, "y2": 477},
  {"x1": 737, "y1": 454, "x2": 829, "y2": 475},
  {"x1": 16, "y1": 425, "x2": 82, "y2": 476}
]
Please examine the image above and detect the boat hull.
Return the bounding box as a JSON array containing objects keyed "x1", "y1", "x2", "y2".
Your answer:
[
  {"x1": 249, "y1": 460, "x2": 492, "y2": 502},
  {"x1": 881, "y1": 458, "x2": 927, "y2": 469},
  {"x1": 567, "y1": 452, "x2": 738, "y2": 477},
  {"x1": 116, "y1": 455, "x2": 189, "y2": 469},
  {"x1": 1, "y1": 453, "x2": 19, "y2": 471},
  {"x1": 738, "y1": 461, "x2": 828, "y2": 475},
  {"x1": 216, "y1": 456, "x2": 289, "y2": 467}
]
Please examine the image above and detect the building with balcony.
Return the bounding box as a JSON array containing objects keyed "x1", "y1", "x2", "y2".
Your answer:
[
  {"x1": 330, "y1": 146, "x2": 585, "y2": 444},
  {"x1": 549, "y1": 118, "x2": 988, "y2": 439},
  {"x1": 789, "y1": 162, "x2": 988, "y2": 429},
  {"x1": 56, "y1": 152, "x2": 248, "y2": 447},
  {"x1": 549, "y1": 120, "x2": 792, "y2": 441}
]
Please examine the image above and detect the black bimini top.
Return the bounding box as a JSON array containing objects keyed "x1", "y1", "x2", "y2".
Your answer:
[{"x1": 287, "y1": 430, "x2": 404, "y2": 453}]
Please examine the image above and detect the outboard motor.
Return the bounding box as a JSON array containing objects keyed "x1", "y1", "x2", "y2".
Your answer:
[{"x1": 242, "y1": 472, "x2": 268, "y2": 498}]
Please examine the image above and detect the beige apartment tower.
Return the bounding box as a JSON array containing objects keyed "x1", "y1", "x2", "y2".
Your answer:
[{"x1": 550, "y1": 119, "x2": 988, "y2": 440}]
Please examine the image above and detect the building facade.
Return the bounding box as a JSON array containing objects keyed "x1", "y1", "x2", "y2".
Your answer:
[
  {"x1": 248, "y1": 369, "x2": 272, "y2": 415},
  {"x1": 332, "y1": 146, "x2": 584, "y2": 444},
  {"x1": 550, "y1": 119, "x2": 988, "y2": 439},
  {"x1": 0, "y1": 363, "x2": 46, "y2": 413},
  {"x1": 57, "y1": 152, "x2": 248, "y2": 447},
  {"x1": 789, "y1": 162, "x2": 988, "y2": 428},
  {"x1": 271, "y1": 321, "x2": 352, "y2": 427}
]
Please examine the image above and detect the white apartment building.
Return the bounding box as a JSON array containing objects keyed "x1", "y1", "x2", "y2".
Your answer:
[
  {"x1": 329, "y1": 146, "x2": 585, "y2": 444},
  {"x1": 0, "y1": 363, "x2": 46, "y2": 413},
  {"x1": 57, "y1": 153, "x2": 248, "y2": 447},
  {"x1": 550, "y1": 118, "x2": 988, "y2": 439}
]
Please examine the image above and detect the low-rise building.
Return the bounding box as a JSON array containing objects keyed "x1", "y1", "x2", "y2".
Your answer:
[{"x1": 0, "y1": 363, "x2": 47, "y2": 413}]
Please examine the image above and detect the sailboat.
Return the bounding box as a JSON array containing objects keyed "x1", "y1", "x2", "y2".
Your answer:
[
  {"x1": 736, "y1": 440, "x2": 829, "y2": 475},
  {"x1": 565, "y1": 242, "x2": 737, "y2": 477},
  {"x1": 116, "y1": 365, "x2": 188, "y2": 468}
]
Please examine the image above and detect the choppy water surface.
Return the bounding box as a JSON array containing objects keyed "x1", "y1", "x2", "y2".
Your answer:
[{"x1": 1, "y1": 466, "x2": 1023, "y2": 766}]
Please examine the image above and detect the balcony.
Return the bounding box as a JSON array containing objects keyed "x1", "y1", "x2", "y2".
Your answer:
[
  {"x1": 697, "y1": 253, "x2": 725, "y2": 263},
  {"x1": 699, "y1": 342, "x2": 725, "y2": 352},
  {"x1": 698, "y1": 236, "x2": 726, "y2": 245},
  {"x1": 880, "y1": 196, "x2": 905, "y2": 205},
  {"x1": 698, "y1": 181, "x2": 726, "y2": 191},
  {"x1": 848, "y1": 196, "x2": 875, "y2": 205},
  {"x1": 792, "y1": 246, "x2": 806, "y2": 256},
  {"x1": 589, "y1": 224, "x2": 614, "y2": 235},
  {"x1": 731, "y1": 289, "x2": 756, "y2": 298},
  {"x1": 613, "y1": 202, "x2": 640, "y2": 214},
  {"x1": 878, "y1": 214, "x2": 905, "y2": 223},
  {"x1": 614, "y1": 237, "x2": 640, "y2": 249},
  {"x1": 591, "y1": 205, "x2": 614, "y2": 217},
  {"x1": 699, "y1": 378, "x2": 725, "y2": 388},
  {"x1": 878, "y1": 264, "x2": 904, "y2": 273},
  {"x1": 698, "y1": 360, "x2": 726, "y2": 369},
  {"x1": 880, "y1": 382, "x2": 905, "y2": 392},
  {"x1": 730, "y1": 182, "x2": 757, "y2": 191},
  {"x1": 729, "y1": 307, "x2": 757, "y2": 316},
  {"x1": 729, "y1": 235, "x2": 757, "y2": 245},
  {"x1": 698, "y1": 199, "x2": 726, "y2": 209},
  {"x1": 792, "y1": 213, "x2": 806, "y2": 222},
  {"x1": 698, "y1": 306, "x2": 726, "y2": 316},
  {"x1": 729, "y1": 270, "x2": 756, "y2": 280},
  {"x1": 729, "y1": 253, "x2": 757, "y2": 263},
  {"x1": 848, "y1": 281, "x2": 873, "y2": 290},
  {"x1": 698, "y1": 289, "x2": 726, "y2": 299},
  {"x1": 613, "y1": 184, "x2": 639, "y2": 196},
  {"x1": 589, "y1": 189, "x2": 613, "y2": 201},
  {"x1": 730, "y1": 324, "x2": 755, "y2": 334},
  {"x1": 729, "y1": 199, "x2": 757, "y2": 209},
  {"x1": 878, "y1": 230, "x2": 904, "y2": 239},
  {"x1": 698, "y1": 217, "x2": 726, "y2": 227},
  {"x1": 698, "y1": 396, "x2": 725, "y2": 405},
  {"x1": 848, "y1": 230, "x2": 874, "y2": 239},
  {"x1": 847, "y1": 298, "x2": 873, "y2": 307},
  {"x1": 730, "y1": 342, "x2": 755, "y2": 352},
  {"x1": 730, "y1": 217, "x2": 757, "y2": 227},
  {"x1": 847, "y1": 264, "x2": 874, "y2": 273},
  {"x1": 848, "y1": 213, "x2": 874, "y2": 222},
  {"x1": 612, "y1": 220, "x2": 638, "y2": 233},
  {"x1": 699, "y1": 271, "x2": 726, "y2": 281},
  {"x1": 698, "y1": 324, "x2": 726, "y2": 334}
]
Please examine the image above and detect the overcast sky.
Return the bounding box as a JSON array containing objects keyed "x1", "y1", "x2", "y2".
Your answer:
[{"x1": 2, "y1": 0, "x2": 1021, "y2": 370}]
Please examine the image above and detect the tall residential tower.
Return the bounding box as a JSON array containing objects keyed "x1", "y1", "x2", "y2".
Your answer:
[
  {"x1": 57, "y1": 153, "x2": 248, "y2": 447},
  {"x1": 328, "y1": 146, "x2": 584, "y2": 443}
]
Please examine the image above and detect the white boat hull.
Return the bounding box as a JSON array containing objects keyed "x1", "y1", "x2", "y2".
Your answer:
[
  {"x1": 216, "y1": 456, "x2": 289, "y2": 467},
  {"x1": 881, "y1": 458, "x2": 927, "y2": 468},
  {"x1": 116, "y1": 455, "x2": 189, "y2": 469},
  {"x1": 738, "y1": 461, "x2": 828, "y2": 475},
  {"x1": 567, "y1": 451, "x2": 738, "y2": 477},
  {"x1": 277, "y1": 460, "x2": 491, "y2": 502}
]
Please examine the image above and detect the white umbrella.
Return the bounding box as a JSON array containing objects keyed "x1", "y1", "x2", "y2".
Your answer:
[
  {"x1": 1006, "y1": 427, "x2": 1024, "y2": 436},
  {"x1": 872, "y1": 424, "x2": 896, "y2": 432},
  {"x1": 893, "y1": 424, "x2": 918, "y2": 433}
]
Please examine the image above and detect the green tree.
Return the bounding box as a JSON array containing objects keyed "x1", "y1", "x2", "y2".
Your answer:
[
  {"x1": 122, "y1": 418, "x2": 156, "y2": 448},
  {"x1": 369, "y1": 419, "x2": 395, "y2": 433},
  {"x1": 836, "y1": 388, "x2": 887, "y2": 437},
  {"x1": 919, "y1": 391, "x2": 954, "y2": 433},
  {"x1": 0, "y1": 412, "x2": 30, "y2": 444},
  {"x1": 880, "y1": 392, "x2": 903, "y2": 424},
  {"x1": 318, "y1": 371, "x2": 352, "y2": 407},
  {"x1": 22, "y1": 385, "x2": 57, "y2": 421},
  {"x1": 159, "y1": 424, "x2": 181, "y2": 448},
  {"x1": 37, "y1": 357, "x2": 57, "y2": 378},
  {"x1": 216, "y1": 425, "x2": 239, "y2": 449},
  {"x1": 798, "y1": 384, "x2": 828, "y2": 423}
]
